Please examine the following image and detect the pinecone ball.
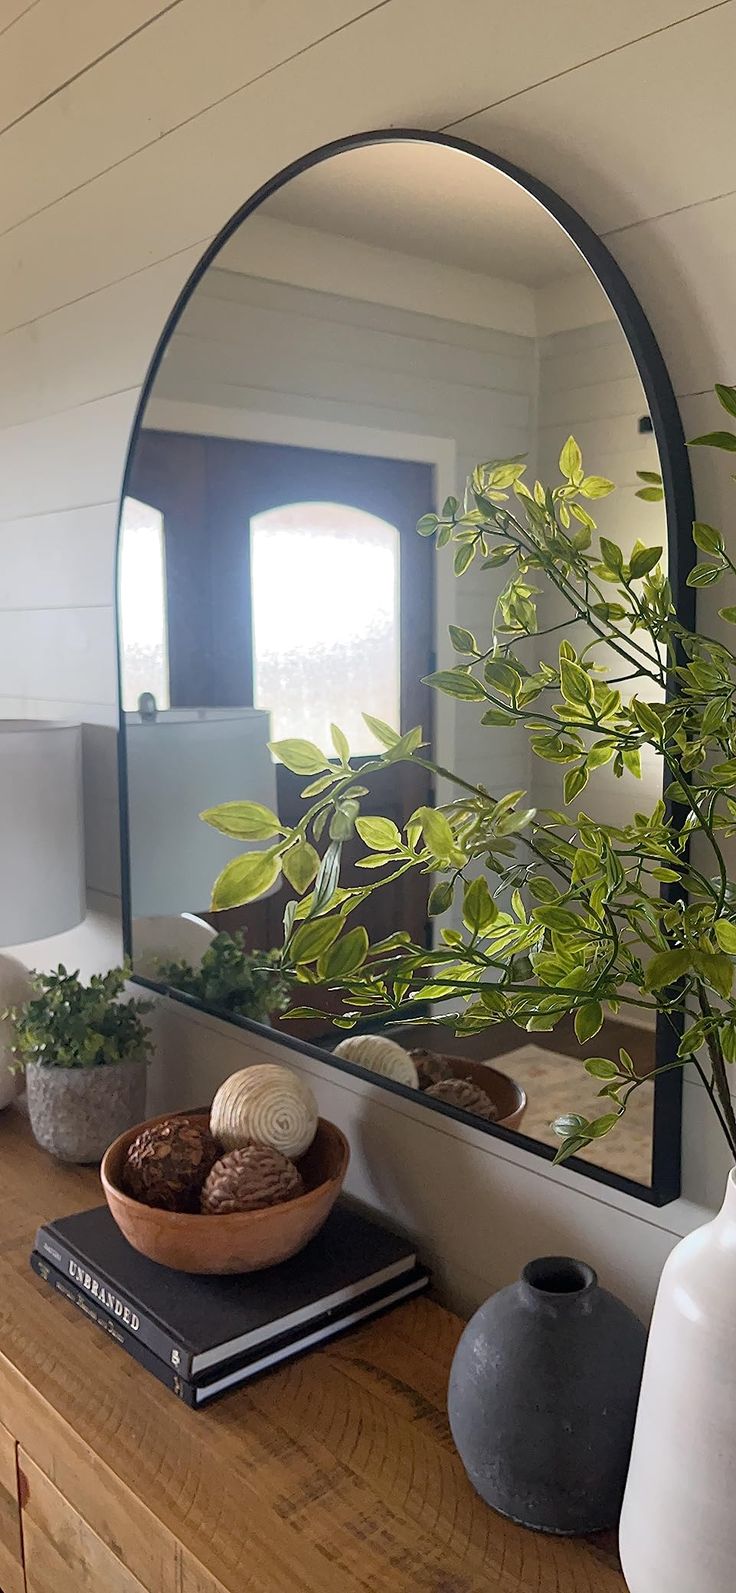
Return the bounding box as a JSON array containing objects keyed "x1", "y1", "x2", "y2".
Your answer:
[
  {"x1": 410, "y1": 1047, "x2": 454, "y2": 1091},
  {"x1": 123, "y1": 1116, "x2": 220, "y2": 1210},
  {"x1": 424, "y1": 1078, "x2": 498, "y2": 1122},
  {"x1": 201, "y1": 1145, "x2": 304, "y2": 1214}
]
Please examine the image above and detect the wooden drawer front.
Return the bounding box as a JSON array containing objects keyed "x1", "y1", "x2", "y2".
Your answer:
[
  {"x1": 0, "y1": 1419, "x2": 23, "y2": 1593},
  {"x1": 20, "y1": 1451, "x2": 147, "y2": 1593}
]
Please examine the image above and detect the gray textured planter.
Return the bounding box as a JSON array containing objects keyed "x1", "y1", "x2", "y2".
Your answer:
[
  {"x1": 25, "y1": 1059, "x2": 147, "y2": 1163},
  {"x1": 448, "y1": 1256, "x2": 647, "y2": 1535}
]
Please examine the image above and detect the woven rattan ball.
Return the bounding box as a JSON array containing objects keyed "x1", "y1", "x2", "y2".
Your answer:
[
  {"x1": 332, "y1": 1035, "x2": 419, "y2": 1088},
  {"x1": 210, "y1": 1064, "x2": 317, "y2": 1161}
]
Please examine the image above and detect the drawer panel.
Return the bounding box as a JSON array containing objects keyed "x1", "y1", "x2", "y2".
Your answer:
[
  {"x1": 0, "y1": 1419, "x2": 23, "y2": 1593},
  {"x1": 20, "y1": 1451, "x2": 147, "y2": 1593}
]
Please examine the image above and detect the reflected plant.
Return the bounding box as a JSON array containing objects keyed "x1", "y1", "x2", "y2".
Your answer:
[
  {"x1": 155, "y1": 932, "x2": 293, "y2": 1024},
  {"x1": 201, "y1": 385, "x2": 736, "y2": 1164}
]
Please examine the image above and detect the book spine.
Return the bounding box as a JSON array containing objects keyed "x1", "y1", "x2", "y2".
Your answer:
[
  {"x1": 34, "y1": 1226, "x2": 193, "y2": 1378},
  {"x1": 30, "y1": 1253, "x2": 196, "y2": 1406}
]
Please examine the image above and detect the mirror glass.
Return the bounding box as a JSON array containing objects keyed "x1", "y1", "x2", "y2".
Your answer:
[{"x1": 118, "y1": 138, "x2": 672, "y2": 1192}]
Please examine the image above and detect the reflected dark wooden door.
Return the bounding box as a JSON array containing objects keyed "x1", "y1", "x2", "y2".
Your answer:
[{"x1": 127, "y1": 432, "x2": 436, "y2": 992}]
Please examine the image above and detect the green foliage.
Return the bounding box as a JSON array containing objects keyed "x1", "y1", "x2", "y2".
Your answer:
[
  {"x1": 282, "y1": 839, "x2": 320, "y2": 894},
  {"x1": 636, "y1": 469, "x2": 664, "y2": 503},
  {"x1": 714, "y1": 383, "x2": 736, "y2": 419},
  {"x1": 270, "y1": 739, "x2": 330, "y2": 775},
  {"x1": 201, "y1": 388, "x2": 736, "y2": 1167},
  {"x1": 5, "y1": 965, "x2": 152, "y2": 1070},
  {"x1": 199, "y1": 800, "x2": 281, "y2": 839},
  {"x1": 690, "y1": 432, "x2": 736, "y2": 452},
  {"x1": 211, "y1": 848, "x2": 283, "y2": 911},
  {"x1": 155, "y1": 932, "x2": 293, "y2": 1023}
]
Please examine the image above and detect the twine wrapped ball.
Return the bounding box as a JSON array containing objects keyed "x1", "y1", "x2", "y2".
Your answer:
[
  {"x1": 123, "y1": 1116, "x2": 220, "y2": 1210},
  {"x1": 410, "y1": 1047, "x2": 454, "y2": 1091},
  {"x1": 201, "y1": 1144, "x2": 304, "y2": 1214},
  {"x1": 332, "y1": 1035, "x2": 419, "y2": 1089},
  {"x1": 424, "y1": 1077, "x2": 498, "y2": 1122},
  {"x1": 210, "y1": 1064, "x2": 317, "y2": 1161}
]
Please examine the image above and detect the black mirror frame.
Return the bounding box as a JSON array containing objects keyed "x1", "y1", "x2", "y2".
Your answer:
[{"x1": 117, "y1": 128, "x2": 695, "y2": 1207}]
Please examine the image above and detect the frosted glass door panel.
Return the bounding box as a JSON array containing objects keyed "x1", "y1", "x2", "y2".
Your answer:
[
  {"x1": 119, "y1": 497, "x2": 170, "y2": 712},
  {"x1": 251, "y1": 501, "x2": 400, "y2": 753}
]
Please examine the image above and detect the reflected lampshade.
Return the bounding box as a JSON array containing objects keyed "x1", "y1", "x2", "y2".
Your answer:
[
  {"x1": 0, "y1": 721, "x2": 85, "y2": 945},
  {"x1": 124, "y1": 706, "x2": 277, "y2": 919}
]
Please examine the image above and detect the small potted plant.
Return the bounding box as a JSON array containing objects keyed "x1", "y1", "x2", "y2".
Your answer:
[
  {"x1": 155, "y1": 932, "x2": 293, "y2": 1026},
  {"x1": 5, "y1": 964, "x2": 152, "y2": 1163}
]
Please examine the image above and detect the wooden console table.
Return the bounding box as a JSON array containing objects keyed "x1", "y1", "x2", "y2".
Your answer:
[{"x1": 0, "y1": 1112, "x2": 625, "y2": 1591}]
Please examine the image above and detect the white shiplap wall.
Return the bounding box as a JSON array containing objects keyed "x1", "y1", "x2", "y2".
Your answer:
[{"x1": 1, "y1": 0, "x2": 735, "y2": 1313}]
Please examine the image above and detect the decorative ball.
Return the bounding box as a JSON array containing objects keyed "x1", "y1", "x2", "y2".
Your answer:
[
  {"x1": 424, "y1": 1078, "x2": 498, "y2": 1122},
  {"x1": 210, "y1": 1065, "x2": 317, "y2": 1161},
  {"x1": 332, "y1": 1035, "x2": 419, "y2": 1089},
  {"x1": 410, "y1": 1047, "x2": 454, "y2": 1091},
  {"x1": 200, "y1": 1144, "x2": 304, "y2": 1214},
  {"x1": 123, "y1": 1116, "x2": 220, "y2": 1210}
]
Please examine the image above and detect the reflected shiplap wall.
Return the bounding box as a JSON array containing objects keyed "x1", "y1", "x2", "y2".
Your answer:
[
  {"x1": 1, "y1": 0, "x2": 735, "y2": 1311},
  {"x1": 533, "y1": 319, "x2": 668, "y2": 829},
  {"x1": 146, "y1": 254, "x2": 537, "y2": 790},
  {"x1": 142, "y1": 238, "x2": 665, "y2": 919},
  {"x1": 536, "y1": 320, "x2": 665, "y2": 549}
]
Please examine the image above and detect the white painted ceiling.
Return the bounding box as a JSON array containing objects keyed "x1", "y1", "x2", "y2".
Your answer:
[{"x1": 260, "y1": 139, "x2": 586, "y2": 289}]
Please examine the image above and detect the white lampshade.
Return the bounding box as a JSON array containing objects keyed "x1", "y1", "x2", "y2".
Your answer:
[
  {"x1": 0, "y1": 721, "x2": 85, "y2": 945},
  {"x1": 125, "y1": 707, "x2": 278, "y2": 918}
]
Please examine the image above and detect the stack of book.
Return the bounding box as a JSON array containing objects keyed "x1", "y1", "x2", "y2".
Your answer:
[{"x1": 32, "y1": 1204, "x2": 429, "y2": 1407}]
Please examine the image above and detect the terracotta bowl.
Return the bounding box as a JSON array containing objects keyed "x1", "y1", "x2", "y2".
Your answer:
[
  {"x1": 444, "y1": 1057, "x2": 527, "y2": 1132},
  {"x1": 100, "y1": 1111, "x2": 350, "y2": 1274}
]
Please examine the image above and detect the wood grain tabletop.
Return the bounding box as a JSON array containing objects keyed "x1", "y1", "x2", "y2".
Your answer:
[{"x1": 0, "y1": 1110, "x2": 626, "y2": 1592}]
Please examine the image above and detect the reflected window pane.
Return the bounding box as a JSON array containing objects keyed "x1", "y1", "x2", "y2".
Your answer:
[
  {"x1": 251, "y1": 501, "x2": 400, "y2": 753},
  {"x1": 119, "y1": 497, "x2": 170, "y2": 713}
]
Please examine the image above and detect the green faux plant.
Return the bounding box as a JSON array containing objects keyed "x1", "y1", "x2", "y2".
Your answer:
[
  {"x1": 5, "y1": 965, "x2": 152, "y2": 1070},
  {"x1": 201, "y1": 385, "x2": 736, "y2": 1165},
  {"x1": 155, "y1": 931, "x2": 293, "y2": 1024}
]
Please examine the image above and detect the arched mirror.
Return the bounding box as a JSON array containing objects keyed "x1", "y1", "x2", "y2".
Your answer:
[{"x1": 117, "y1": 131, "x2": 693, "y2": 1204}]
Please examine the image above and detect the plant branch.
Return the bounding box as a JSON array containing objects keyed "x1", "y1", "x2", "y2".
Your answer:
[{"x1": 698, "y1": 985, "x2": 736, "y2": 1157}]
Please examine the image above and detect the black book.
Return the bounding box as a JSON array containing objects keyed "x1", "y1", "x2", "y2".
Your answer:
[
  {"x1": 30, "y1": 1250, "x2": 429, "y2": 1407},
  {"x1": 35, "y1": 1203, "x2": 418, "y2": 1380}
]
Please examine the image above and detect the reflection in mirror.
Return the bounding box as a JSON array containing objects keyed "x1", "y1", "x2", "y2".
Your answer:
[
  {"x1": 119, "y1": 497, "x2": 170, "y2": 712},
  {"x1": 119, "y1": 137, "x2": 675, "y2": 1195},
  {"x1": 250, "y1": 501, "x2": 401, "y2": 747}
]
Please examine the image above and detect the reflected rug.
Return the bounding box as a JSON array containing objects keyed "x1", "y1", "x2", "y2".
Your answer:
[{"x1": 492, "y1": 1042, "x2": 653, "y2": 1184}]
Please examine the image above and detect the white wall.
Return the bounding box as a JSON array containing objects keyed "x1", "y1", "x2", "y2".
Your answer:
[{"x1": 1, "y1": 0, "x2": 735, "y2": 1312}]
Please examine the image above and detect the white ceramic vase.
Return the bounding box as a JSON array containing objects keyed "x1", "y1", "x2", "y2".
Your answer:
[
  {"x1": 0, "y1": 953, "x2": 33, "y2": 1109},
  {"x1": 619, "y1": 1170, "x2": 736, "y2": 1591}
]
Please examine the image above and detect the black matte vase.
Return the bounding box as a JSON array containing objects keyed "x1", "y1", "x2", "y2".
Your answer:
[{"x1": 447, "y1": 1256, "x2": 647, "y2": 1535}]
